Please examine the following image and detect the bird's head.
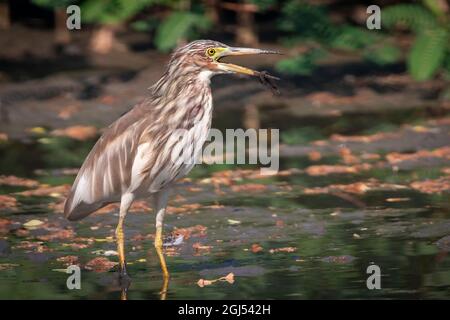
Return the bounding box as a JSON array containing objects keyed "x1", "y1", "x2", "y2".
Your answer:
[{"x1": 168, "y1": 40, "x2": 280, "y2": 81}]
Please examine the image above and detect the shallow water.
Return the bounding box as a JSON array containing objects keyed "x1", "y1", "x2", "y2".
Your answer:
[{"x1": 0, "y1": 106, "x2": 449, "y2": 300}]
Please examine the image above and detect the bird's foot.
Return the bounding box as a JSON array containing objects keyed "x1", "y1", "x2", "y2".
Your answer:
[{"x1": 118, "y1": 262, "x2": 131, "y2": 283}]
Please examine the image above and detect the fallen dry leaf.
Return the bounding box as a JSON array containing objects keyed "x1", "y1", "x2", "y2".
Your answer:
[
  {"x1": 329, "y1": 131, "x2": 399, "y2": 143},
  {"x1": 303, "y1": 181, "x2": 407, "y2": 195},
  {"x1": 410, "y1": 177, "x2": 450, "y2": 194},
  {"x1": 197, "y1": 279, "x2": 214, "y2": 287},
  {"x1": 51, "y1": 125, "x2": 98, "y2": 141},
  {"x1": 0, "y1": 218, "x2": 12, "y2": 234},
  {"x1": 223, "y1": 272, "x2": 235, "y2": 284},
  {"x1": 14, "y1": 228, "x2": 30, "y2": 237},
  {"x1": 37, "y1": 229, "x2": 75, "y2": 241},
  {"x1": 197, "y1": 272, "x2": 235, "y2": 287},
  {"x1": 0, "y1": 175, "x2": 39, "y2": 187},
  {"x1": 198, "y1": 168, "x2": 300, "y2": 188},
  {"x1": 167, "y1": 203, "x2": 202, "y2": 214},
  {"x1": 0, "y1": 195, "x2": 17, "y2": 210},
  {"x1": 251, "y1": 243, "x2": 263, "y2": 253},
  {"x1": 164, "y1": 247, "x2": 180, "y2": 257},
  {"x1": 23, "y1": 219, "x2": 45, "y2": 229},
  {"x1": 15, "y1": 184, "x2": 70, "y2": 198},
  {"x1": 129, "y1": 200, "x2": 152, "y2": 212},
  {"x1": 58, "y1": 105, "x2": 81, "y2": 120},
  {"x1": 192, "y1": 242, "x2": 213, "y2": 254},
  {"x1": 308, "y1": 151, "x2": 322, "y2": 161},
  {"x1": 269, "y1": 247, "x2": 297, "y2": 253},
  {"x1": 339, "y1": 147, "x2": 360, "y2": 164},
  {"x1": 84, "y1": 257, "x2": 117, "y2": 272},
  {"x1": 305, "y1": 164, "x2": 372, "y2": 176},
  {"x1": 99, "y1": 95, "x2": 116, "y2": 105},
  {"x1": 172, "y1": 225, "x2": 207, "y2": 239},
  {"x1": 227, "y1": 219, "x2": 241, "y2": 225},
  {"x1": 57, "y1": 255, "x2": 79, "y2": 266},
  {"x1": 386, "y1": 147, "x2": 450, "y2": 164},
  {"x1": 231, "y1": 183, "x2": 268, "y2": 192}
]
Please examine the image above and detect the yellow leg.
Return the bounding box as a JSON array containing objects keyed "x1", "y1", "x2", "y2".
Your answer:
[
  {"x1": 154, "y1": 226, "x2": 169, "y2": 299},
  {"x1": 120, "y1": 288, "x2": 127, "y2": 300},
  {"x1": 115, "y1": 218, "x2": 127, "y2": 277}
]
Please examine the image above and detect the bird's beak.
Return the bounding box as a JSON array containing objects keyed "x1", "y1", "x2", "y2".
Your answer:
[{"x1": 216, "y1": 47, "x2": 281, "y2": 76}]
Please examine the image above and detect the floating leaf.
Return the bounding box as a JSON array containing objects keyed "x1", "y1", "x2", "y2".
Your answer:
[
  {"x1": 51, "y1": 125, "x2": 98, "y2": 141},
  {"x1": 0, "y1": 175, "x2": 39, "y2": 187},
  {"x1": 23, "y1": 219, "x2": 45, "y2": 229},
  {"x1": 269, "y1": 247, "x2": 297, "y2": 253},
  {"x1": 251, "y1": 244, "x2": 263, "y2": 253},
  {"x1": 197, "y1": 273, "x2": 235, "y2": 287},
  {"x1": 85, "y1": 257, "x2": 117, "y2": 273},
  {"x1": 227, "y1": 219, "x2": 241, "y2": 226},
  {"x1": 57, "y1": 255, "x2": 79, "y2": 266},
  {"x1": 0, "y1": 195, "x2": 17, "y2": 210},
  {"x1": 0, "y1": 263, "x2": 19, "y2": 270}
]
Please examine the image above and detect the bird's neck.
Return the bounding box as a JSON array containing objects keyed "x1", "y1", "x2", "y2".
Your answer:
[
  {"x1": 150, "y1": 67, "x2": 213, "y2": 100},
  {"x1": 148, "y1": 68, "x2": 213, "y2": 128}
]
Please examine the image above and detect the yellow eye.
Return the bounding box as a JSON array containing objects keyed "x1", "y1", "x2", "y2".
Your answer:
[{"x1": 207, "y1": 48, "x2": 216, "y2": 57}]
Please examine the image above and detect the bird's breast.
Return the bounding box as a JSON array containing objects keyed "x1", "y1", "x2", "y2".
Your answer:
[{"x1": 132, "y1": 91, "x2": 213, "y2": 195}]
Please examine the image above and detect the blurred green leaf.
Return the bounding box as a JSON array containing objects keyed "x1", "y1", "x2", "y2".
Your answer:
[
  {"x1": 278, "y1": 1, "x2": 336, "y2": 44},
  {"x1": 81, "y1": 0, "x2": 159, "y2": 25},
  {"x1": 131, "y1": 18, "x2": 159, "y2": 32},
  {"x1": 422, "y1": 0, "x2": 448, "y2": 17},
  {"x1": 154, "y1": 11, "x2": 211, "y2": 52},
  {"x1": 382, "y1": 4, "x2": 438, "y2": 31},
  {"x1": 249, "y1": 0, "x2": 277, "y2": 11},
  {"x1": 330, "y1": 26, "x2": 379, "y2": 51},
  {"x1": 32, "y1": 0, "x2": 74, "y2": 9},
  {"x1": 280, "y1": 127, "x2": 325, "y2": 145},
  {"x1": 276, "y1": 48, "x2": 325, "y2": 75},
  {"x1": 408, "y1": 28, "x2": 448, "y2": 81},
  {"x1": 364, "y1": 45, "x2": 402, "y2": 66}
]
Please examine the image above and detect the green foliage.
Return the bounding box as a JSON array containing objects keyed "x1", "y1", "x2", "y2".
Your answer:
[
  {"x1": 382, "y1": 4, "x2": 438, "y2": 31},
  {"x1": 154, "y1": 11, "x2": 211, "y2": 52},
  {"x1": 130, "y1": 17, "x2": 160, "y2": 32},
  {"x1": 279, "y1": 1, "x2": 337, "y2": 44},
  {"x1": 78, "y1": 0, "x2": 212, "y2": 52},
  {"x1": 276, "y1": 48, "x2": 325, "y2": 75},
  {"x1": 81, "y1": 0, "x2": 160, "y2": 25},
  {"x1": 276, "y1": 1, "x2": 400, "y2": 75},
  {"x1": 249, "y1": 0, "x2": 278, "y2": 11},
  {"x1": 422, "y1": 0, "x2": 448, "y2": 17},
  {"x1": 383, "y1": 2, "x2": 450, "y2": 81},
  {"x1": 278, "y1": 0, "x2": 450, "y2": 81},
  {"x1": 32, "y1": 0, "x2": 75, "y2": 9},
  {"x1": 280, "y1": 126, "x2": 325, "y2": 145},
  {"x1": 363, "y1": 44, "x2": 402, "y2": 66},
  {"x1": 408, "y1": 28, "x2": 448, "y2": 81},
  {"x1": 330, "y1": 26, "x2": 379, "y2": 51}
]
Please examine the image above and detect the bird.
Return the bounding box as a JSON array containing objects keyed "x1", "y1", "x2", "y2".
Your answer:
[{"x1": 63, "y1": 40, "x2": 279, "y2": 297}]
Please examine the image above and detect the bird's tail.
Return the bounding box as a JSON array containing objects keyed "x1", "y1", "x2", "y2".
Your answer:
[{"x1": 64, "y1": 191, "x2": 108, "y2": 221}]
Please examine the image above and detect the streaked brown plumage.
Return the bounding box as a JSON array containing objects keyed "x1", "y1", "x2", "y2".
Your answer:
[{"x1": 63, "y1": 40, "x2": 279, "y2": 297}]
